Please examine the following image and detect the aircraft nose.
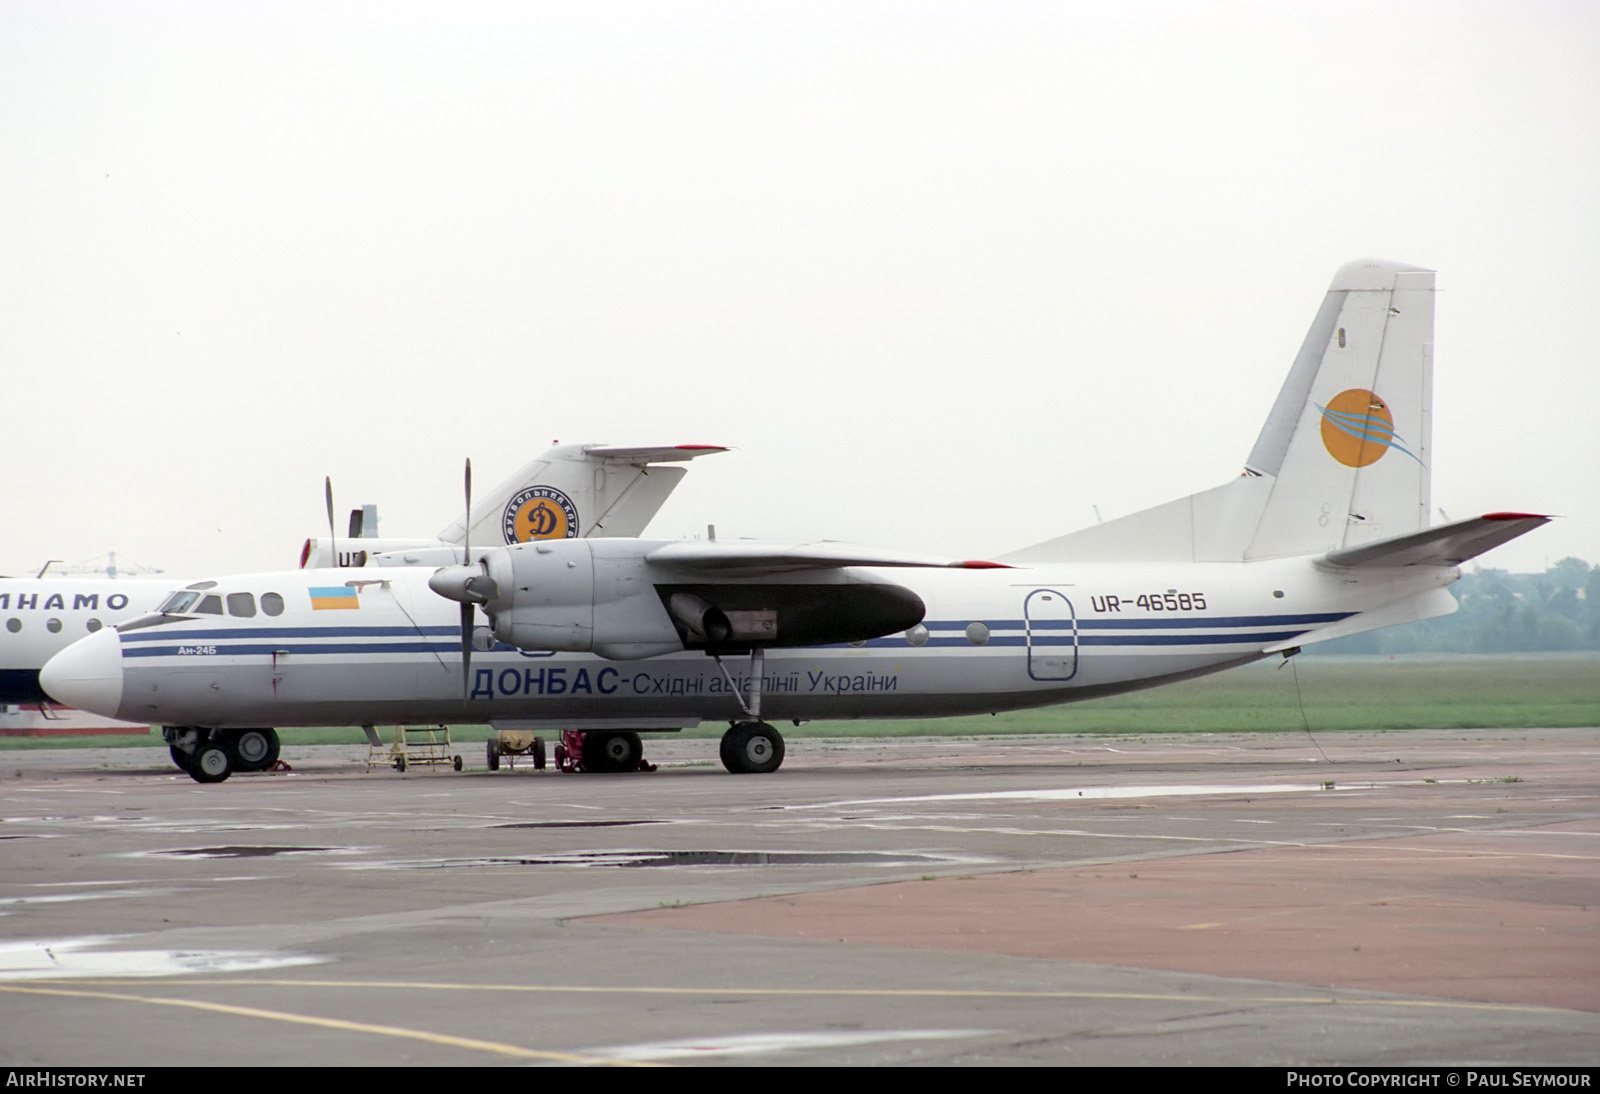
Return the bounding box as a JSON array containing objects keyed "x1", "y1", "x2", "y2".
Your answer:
[{"x1": 40, "y1": 628, "x2": 125, "y2": 719}]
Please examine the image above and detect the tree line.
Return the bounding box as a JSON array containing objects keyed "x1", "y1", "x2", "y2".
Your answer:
[{"x1": 1313, "y1": 557, "x2": 1600, "y2": 655}]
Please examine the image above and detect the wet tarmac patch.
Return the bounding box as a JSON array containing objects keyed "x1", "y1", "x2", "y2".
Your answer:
[
  {"x1": 152, "y1": 845, "x2": 334, "y2": 859},
  {"x1": 0, "y1": 936, "x2": 326, "y2": 980},
  {"x1": 806, "y1": 781, "x2": 1397, "y2": 808},
  {"x1": 587, "y1": 1028, "x2": 997, "y2": 1061},
  {"x1": 0, "y1": 887, "x2": 186, "y2": 911},
  {"x1": 492, "y1": 820, "x2": 657, "y2": 829},
  {"x1": 398, "y1": 850, "x2": 988, "y2": 869}
]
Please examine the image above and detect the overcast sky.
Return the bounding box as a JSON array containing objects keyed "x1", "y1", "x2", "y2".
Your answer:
[{"x1": 3, "y1": 0, "x2": 1595, "y2": 580}]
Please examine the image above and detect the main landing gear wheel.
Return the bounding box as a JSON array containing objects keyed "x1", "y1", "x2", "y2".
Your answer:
[
  {"x1": 189, "y1": 742, "x2": 234, "y2": 783},
  {"x1": 585, "y1": 731, "x2": 643, "y2": 774},
  {"x1": 168, "y1": 745, "x2": 194, "y2": 773},
  {"x1": 720, "y1": 721, "x2": 785, "y2": 774},
  {"x1": 231, "y1": 728, "x2": 280, "y2": 772}
]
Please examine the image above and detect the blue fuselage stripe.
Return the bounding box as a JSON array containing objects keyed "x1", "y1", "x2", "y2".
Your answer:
[
  {"x1": 120, "y1": 625, "x2": 459, "y2": 642},
  {"x1": 925, "y1": 612, "x2": 1349, "y2": 631},
  {"x1": 123, "y1": 642, "x2": 455, "y2": 658},
  {"x1": 116, "y1": 611, "x2": 1343, "y2": 659}
]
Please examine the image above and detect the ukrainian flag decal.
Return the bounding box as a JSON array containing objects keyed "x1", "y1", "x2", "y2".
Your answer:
[{"x1": 309, "y1": 586, "x2": 360, "y2": 611}]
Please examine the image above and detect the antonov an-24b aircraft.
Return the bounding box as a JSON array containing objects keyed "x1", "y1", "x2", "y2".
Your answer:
[{"x1": 41, "y1": 260, "x2": 1547, "y2": 782}]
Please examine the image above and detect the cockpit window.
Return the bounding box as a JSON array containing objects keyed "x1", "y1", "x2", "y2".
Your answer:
[
  {"x1": 261, "y1": 592, "x2": 285, "y2": 617},
  {"x1": 195, "y1": 595, "x2": 224, "y2": 615},
  {"x1": 226, "y1": 593, "x2": 257, "y2": 618},
  {"x1": 158, "y1": 591, "x2": 201, "y2": 614}
]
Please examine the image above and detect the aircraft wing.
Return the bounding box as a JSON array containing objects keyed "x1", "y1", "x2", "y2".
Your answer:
[
  {"x1": 645, "y1": 540, "x2": 1009, "y2": 576},
  {"x1": 1320, "y1": 512, "x2": 1550, "y2": 569}
]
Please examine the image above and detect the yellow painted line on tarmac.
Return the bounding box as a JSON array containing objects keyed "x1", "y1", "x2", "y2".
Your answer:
[
  {"x1": 0, "y1": 983, "x2": 661, "y2": 1065},
  {"x1": 10, "y1": 978, "x2": 1576, "y2": 1016}
]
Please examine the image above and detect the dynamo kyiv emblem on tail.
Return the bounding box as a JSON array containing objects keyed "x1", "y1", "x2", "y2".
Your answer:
[{"x1": 502, "y1": 485, "x2": 581, "y2": 544}]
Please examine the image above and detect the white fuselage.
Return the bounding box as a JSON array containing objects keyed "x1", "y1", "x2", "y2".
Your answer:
[{"x1": 40, "y1": 559, "x2": 1457, "y2": 730}]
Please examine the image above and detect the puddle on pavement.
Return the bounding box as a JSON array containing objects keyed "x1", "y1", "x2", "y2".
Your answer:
[
  {"x1": 150, "y1": 846, "x2": 334, "y2": 859},
  {"x1": 492, "y1": 820, "x2": 656, "y2": 829},
  {"x1": 0, "y1": 936, "x2": 326, "y2": 980},
  {"x1": 397, "y1": 850, "x2": 986, "y2": 869},
  {"x1": 805, "y1": 781, "x2": 1394, "y2": 808}
]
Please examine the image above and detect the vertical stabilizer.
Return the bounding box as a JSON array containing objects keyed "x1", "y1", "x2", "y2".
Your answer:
[
  {"x1": 1243, "y1": 258, "x2": 1433, "y2": 559},
  {"x1": 439, "y1": 443, "x2": 728, "y2": 547},
  {"x1": 999, "y1": 259, "x2": 1434, "y2": 565}
]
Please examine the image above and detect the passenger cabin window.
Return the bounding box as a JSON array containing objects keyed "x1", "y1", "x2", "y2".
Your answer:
[
  {"x1": 5, "y1": 619, "x2": 19, "y2": 633},
  {"x1": 261, "y1": 592, "x2": 285, "y2": 617},
  {"x1": 158, "y1": 591, "x2": 200, "y2": 614},
  {"x1": 195, "y1": 595, "x2": 224, "y2": 615},
  {"x1": 47, "y1": 618, "x2": 62, "y2": 633},
  {"x1": 86, "y1": 619, "x2": 102, "y2": 632},
  {"x1": 226, "y1": 593, "x2": 256, "y2": 618}
]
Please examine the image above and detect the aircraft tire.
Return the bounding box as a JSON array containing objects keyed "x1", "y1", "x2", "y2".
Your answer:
[
  {"x1": 189, "y1": 742, "x2": 233, "y2": 784},
  {"x1": 721, "y1": 722, "x2": 784, "y2": 775},
  {"x1": 585, "y1": 731, "x2": 642, "y2": 773},
  {"x1": 231, "y1": 728, "x2": 280, "y2": 772},
  {"x1": 168, "y1": 745, "x2": 194, "y2": 773},
  {"x1": 486, "y1": 739, "x2": 500, "y2": 771}
]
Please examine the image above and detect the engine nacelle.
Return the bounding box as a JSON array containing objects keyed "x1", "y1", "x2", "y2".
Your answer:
[
  {"x1": 430, "y1": 537, "x2": 930, "y2": 661},
  {"x1": 481, "y1": 540, "x2": 683, "y2": 660}
]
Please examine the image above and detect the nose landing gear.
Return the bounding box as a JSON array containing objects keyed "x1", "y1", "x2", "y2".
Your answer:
[{"x1": 163, "y1": 727, "x2": 284, "y2": 783}]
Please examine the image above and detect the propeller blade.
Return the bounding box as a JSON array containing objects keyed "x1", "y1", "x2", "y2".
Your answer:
[
  {"x1": 460, "y1": 602, "x2": 474, "y2": 702},
  {"x1": 460, "y1": 457, "x2": 474, "y2": 705},
  {"x1": 324, "y1": 476, "x2": 336, "y2": 568},
  {"x1": 463, "y1": 457, "x2": 473, "y2": 564}
]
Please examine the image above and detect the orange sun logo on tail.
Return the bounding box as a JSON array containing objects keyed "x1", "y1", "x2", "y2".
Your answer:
[{"x1": 1317, "y1": 388, "x2": 1422, "y2": 468}]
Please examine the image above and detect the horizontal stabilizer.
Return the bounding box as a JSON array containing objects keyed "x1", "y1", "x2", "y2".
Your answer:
[
  {"x1": 1320, "y1": 512, "x2": 1550, "y2": 569},
  {"x1": 581, "y1": 444, "x2": 729, "y2": 463},
  {"x1": 647, "y1": 540, "x2": 1008, "y2": 577}
]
